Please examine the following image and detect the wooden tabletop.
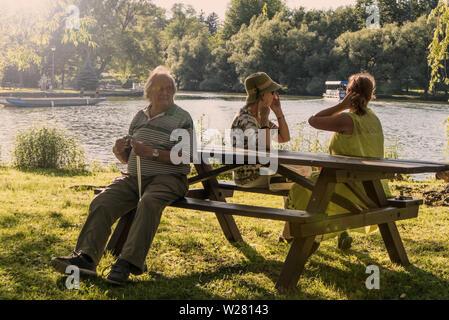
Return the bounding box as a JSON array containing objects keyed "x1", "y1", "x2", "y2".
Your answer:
[{"x1": 198, "y1": 147, "x2": 449, "y2": 174}]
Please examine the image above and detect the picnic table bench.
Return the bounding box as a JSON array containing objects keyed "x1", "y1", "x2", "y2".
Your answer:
[{"x1": 98, "y1": 148, "x2": 449, "y2": 291}]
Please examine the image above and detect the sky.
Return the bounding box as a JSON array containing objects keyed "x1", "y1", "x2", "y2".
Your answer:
[{"x1": 152, "y1": 0, "x2": 357, "y2": 20}]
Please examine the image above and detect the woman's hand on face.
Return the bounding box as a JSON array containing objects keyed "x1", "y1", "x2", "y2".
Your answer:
[{"x1": 270, "y1": 92, "x2": 282, "y2": 115}]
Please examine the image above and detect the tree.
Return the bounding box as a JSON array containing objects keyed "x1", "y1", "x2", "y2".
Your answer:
[
  {"x1": 205, "y1": 12, "x2": 220, "y2": 35},
  {"x1": 428, "y1": 1, "x2": 449, "y2": 91},
  {"x1": 221, "y1": 0, "x2": 286, "y2": 40},
  {"x1": 166, "y1": 31, "x2": 212, "y2": 90},
  {"x1": 75, "y1": 58, "x2": 99, "y2": 90},
  {"x1": 63, "y1": 0, "x2": 165, "y2": 82},
  {"x1": 0, "y1": 0, "x2": 64, "y2": 86},
  {"x1": 355, "y1": 0, "x2": 438, "y2": 27},
  {"x1": 227, "y1": 14, "x2": 318, "y2": 94}
]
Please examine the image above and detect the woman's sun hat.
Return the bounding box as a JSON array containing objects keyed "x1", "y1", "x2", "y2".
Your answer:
[{"x1": 244, "y1": 72, "x2": 282, "y2": 105}]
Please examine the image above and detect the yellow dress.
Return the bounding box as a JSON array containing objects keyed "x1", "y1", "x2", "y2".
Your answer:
[{"x1": 285, "y1": 108, "x2": 392, "y2": 240}]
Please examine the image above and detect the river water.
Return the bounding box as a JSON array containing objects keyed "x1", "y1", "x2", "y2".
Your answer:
[{"x1": 0, "y1": 93, "x2": 447, "y2": 177}]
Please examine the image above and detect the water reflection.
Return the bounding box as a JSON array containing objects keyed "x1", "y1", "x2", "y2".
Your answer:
[{"x1": 0, "y1": 94, "x2": 447, "y2": 173}]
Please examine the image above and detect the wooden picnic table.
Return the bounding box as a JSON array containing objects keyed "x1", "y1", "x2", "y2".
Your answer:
[{"x1": 103, "y1": 148, "x2": 449, "y2": 291}]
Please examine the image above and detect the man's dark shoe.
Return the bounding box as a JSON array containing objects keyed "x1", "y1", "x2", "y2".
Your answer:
[
  {"x1": 51, "y1": 251, "x2": 97, "y2": 276},
  {"x1": 338, "y1": 231, "x2": 353, "y2": 250},
  {"x1": 106, "y1": 259, "x2": 132, "y2": 285},
  {"x1": 130, "y1": 262, "x2": 147, "y2": 276}
]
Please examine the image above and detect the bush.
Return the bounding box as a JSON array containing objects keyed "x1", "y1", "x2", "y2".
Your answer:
[{"x1": 12, "y1": 126, "x2": 87, "y2": 170}]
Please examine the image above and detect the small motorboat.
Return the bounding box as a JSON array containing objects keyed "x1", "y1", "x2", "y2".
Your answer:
[
  {"x1": 5, "y1": 97, "x2": 107, "y2": 107},
  {"x1": 323, "y1": 81, "x2": 348, "y2": 101}
]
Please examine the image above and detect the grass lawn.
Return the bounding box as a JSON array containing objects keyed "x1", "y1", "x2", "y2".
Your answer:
[{"x1": 0, "y1": 167, "x2": 448, "y2": 300}]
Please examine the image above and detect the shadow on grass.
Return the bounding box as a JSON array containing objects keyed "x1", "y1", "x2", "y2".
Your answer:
[
  {"x1": 403, "y1": 237, "x2": 449, "y2": 257},
  {"x1": 307, "y1": 244, "x2": 449, "y2": 299},
  {"x1": 7, "y1": 167, "x2": 93, "y2": 177},
  {"x1": 2, "y1": 227, "x2": 448, "y2": 299}
]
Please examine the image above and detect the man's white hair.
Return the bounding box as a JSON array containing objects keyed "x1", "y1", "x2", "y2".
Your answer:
[{"x1": 143, "y1": 66, "x2": 177, "y2": 101}]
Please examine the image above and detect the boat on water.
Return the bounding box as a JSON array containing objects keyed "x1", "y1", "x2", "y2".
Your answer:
[
  {"x1": 323, "y1": 81, "x2": 348, "y2": 101},
  {"x1": 5, "y1": 97, "x2": 107, "y2": 107}
]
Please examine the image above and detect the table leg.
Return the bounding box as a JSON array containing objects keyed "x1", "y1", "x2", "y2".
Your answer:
[
  {"x1": 363, "y1": 180, "x2": 410, "y2": 266},
  {"x1": 195, "y1": 164, "x2": 243, "y2": 242},
  {"x1": 276, "y1": 168, "x2": 336, "y2": 291},
  {"x1": 276, "y1": 234, "x2": 316, "y2": 291},
  {"x1": 378, "y1": 222, "x2": 410, "y2": 265}
]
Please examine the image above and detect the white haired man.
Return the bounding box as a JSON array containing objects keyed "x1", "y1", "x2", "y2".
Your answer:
[{"x1": 51, "y1": 66, "x2": 195, "y2": 285}]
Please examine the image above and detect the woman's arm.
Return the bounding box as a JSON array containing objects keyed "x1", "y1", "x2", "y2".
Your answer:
[
  {"x1": 308, "y1": 92, "x2": 356, "y2": 134},
  {"x1": 270, "y1": 93, "x2": 290, "y2": 143}
]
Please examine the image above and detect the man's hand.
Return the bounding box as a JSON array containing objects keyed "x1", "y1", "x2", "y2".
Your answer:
[
  {"x1": 130, "y1": 140, "x2": 151, "y2": 158},
  {"x1": 114, "y1": 138, "x2": 128, "y2": 154}
]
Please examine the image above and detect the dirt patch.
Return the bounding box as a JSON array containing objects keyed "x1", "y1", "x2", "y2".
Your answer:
[{"x1": 423, "y1": 185, "x2": 449, "y2": 207}]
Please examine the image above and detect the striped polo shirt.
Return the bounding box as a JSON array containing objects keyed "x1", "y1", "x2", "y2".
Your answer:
[{"x1": 127, "y1": 103, "x2": 195, "y2": 177}]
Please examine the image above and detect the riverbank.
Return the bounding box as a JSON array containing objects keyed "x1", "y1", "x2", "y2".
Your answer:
[
  {"x1": 0, "y1": 166, "x2": 448, "y2": 299},
  {"x1": 1, "y1": 88, "x2": 448, "y2": 104}
]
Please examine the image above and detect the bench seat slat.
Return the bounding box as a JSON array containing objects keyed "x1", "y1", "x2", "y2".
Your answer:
[{"x1": 171, "y1": 197, "x2": 326, "y2": 223}]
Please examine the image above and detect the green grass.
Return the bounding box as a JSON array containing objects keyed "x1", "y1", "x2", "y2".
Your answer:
[{"x1": 0, "y1": 167, "x2": 448, "y2": 299}]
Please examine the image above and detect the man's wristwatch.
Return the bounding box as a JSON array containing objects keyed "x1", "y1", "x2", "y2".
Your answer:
[{"x1": 152, "y1": 148, "x2": 159, "y2": 161}]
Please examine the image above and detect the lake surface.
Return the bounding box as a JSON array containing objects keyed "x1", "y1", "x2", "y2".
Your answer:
[{"x1": 0, "y1": 93, "x2": 448, "y2": 178}]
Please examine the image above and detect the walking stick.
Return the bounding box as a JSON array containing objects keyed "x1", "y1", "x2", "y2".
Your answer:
[
  {"x1": 136, "y1": 155, "x2": 142, "y2": 200},
  {"x1": 125, "y1": 135, "x2": 142, "y2": 200}
]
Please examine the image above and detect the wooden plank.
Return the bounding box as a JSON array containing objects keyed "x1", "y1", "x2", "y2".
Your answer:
[
  {"x1": 363, "y1": 180, "x2": 411, "y2": 266},
  {"x1": 188, "y1": 164, "x2": 241, "y2": 185},
  {"x1": 195, "y1": 164, "x2": 243, "y2": 242},
  {"x1": 276, "y1": 231, "x2": 316, "y2": 291},
  {"x1": 278, "y1": 165, "x2": 362, "y2": 213},
  {"x1": 388, "y1": 198, "x2": 423, "y2": 208},
  {"x1": 378, "y1": 222, "x2": 410, "y2": 266},
  {"x1": 186, "y1": 188, "x2": 234, "y2": 199},
  {"x1": 172, "y1": 198, "x2": 325, "y2": 223},
  {"x1": 345, "y1": 182, "x2": 378, "y2": 209},
  {"x1": 198, "y1": 148, "x2": 449, "y2": 174},
  {"x1": 291, "y1": 206, "x2": 419, "y2": 238},
  {"x1": 335, "y1": 171, "x2": 395, "y2": 183},
  {"x1": 363, "y1": 180, "x2": 388, "y2": 207},
  {"x1": 306, "y1": 168, "x2": 336, "y2": 214},
  {"x1": 277, "y1": 164, "x2": 314, "y2": 191},
  {"x1": 217, "y1": 180, "x2": 290, "y2": 196}
]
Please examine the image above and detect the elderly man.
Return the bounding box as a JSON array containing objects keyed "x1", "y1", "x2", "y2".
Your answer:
[{"x1": 51, "y1": 66, "x2": 195, "y2": 285}]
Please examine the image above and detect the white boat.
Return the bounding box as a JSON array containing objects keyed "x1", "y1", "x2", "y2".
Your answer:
[
  {"x1": 5, "y1": 97, "x2": 106, "y2": 107},
  {"x1": 323, "y1": 81, "x2": 348, "y2": 101}
]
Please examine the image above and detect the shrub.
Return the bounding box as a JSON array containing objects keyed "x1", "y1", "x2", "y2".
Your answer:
[{"x1": 12, "y1": 125, "x2": 87, "y2": 170}]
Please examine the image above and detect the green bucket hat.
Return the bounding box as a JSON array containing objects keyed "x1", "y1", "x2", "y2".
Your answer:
[{"x1": 244, "y1": 72, "x2": 282, "y2": 105}]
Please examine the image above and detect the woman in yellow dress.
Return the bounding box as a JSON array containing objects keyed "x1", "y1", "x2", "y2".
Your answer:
[{"x1": 281, "y1": 73, "x2": 392, "y2": 253}]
